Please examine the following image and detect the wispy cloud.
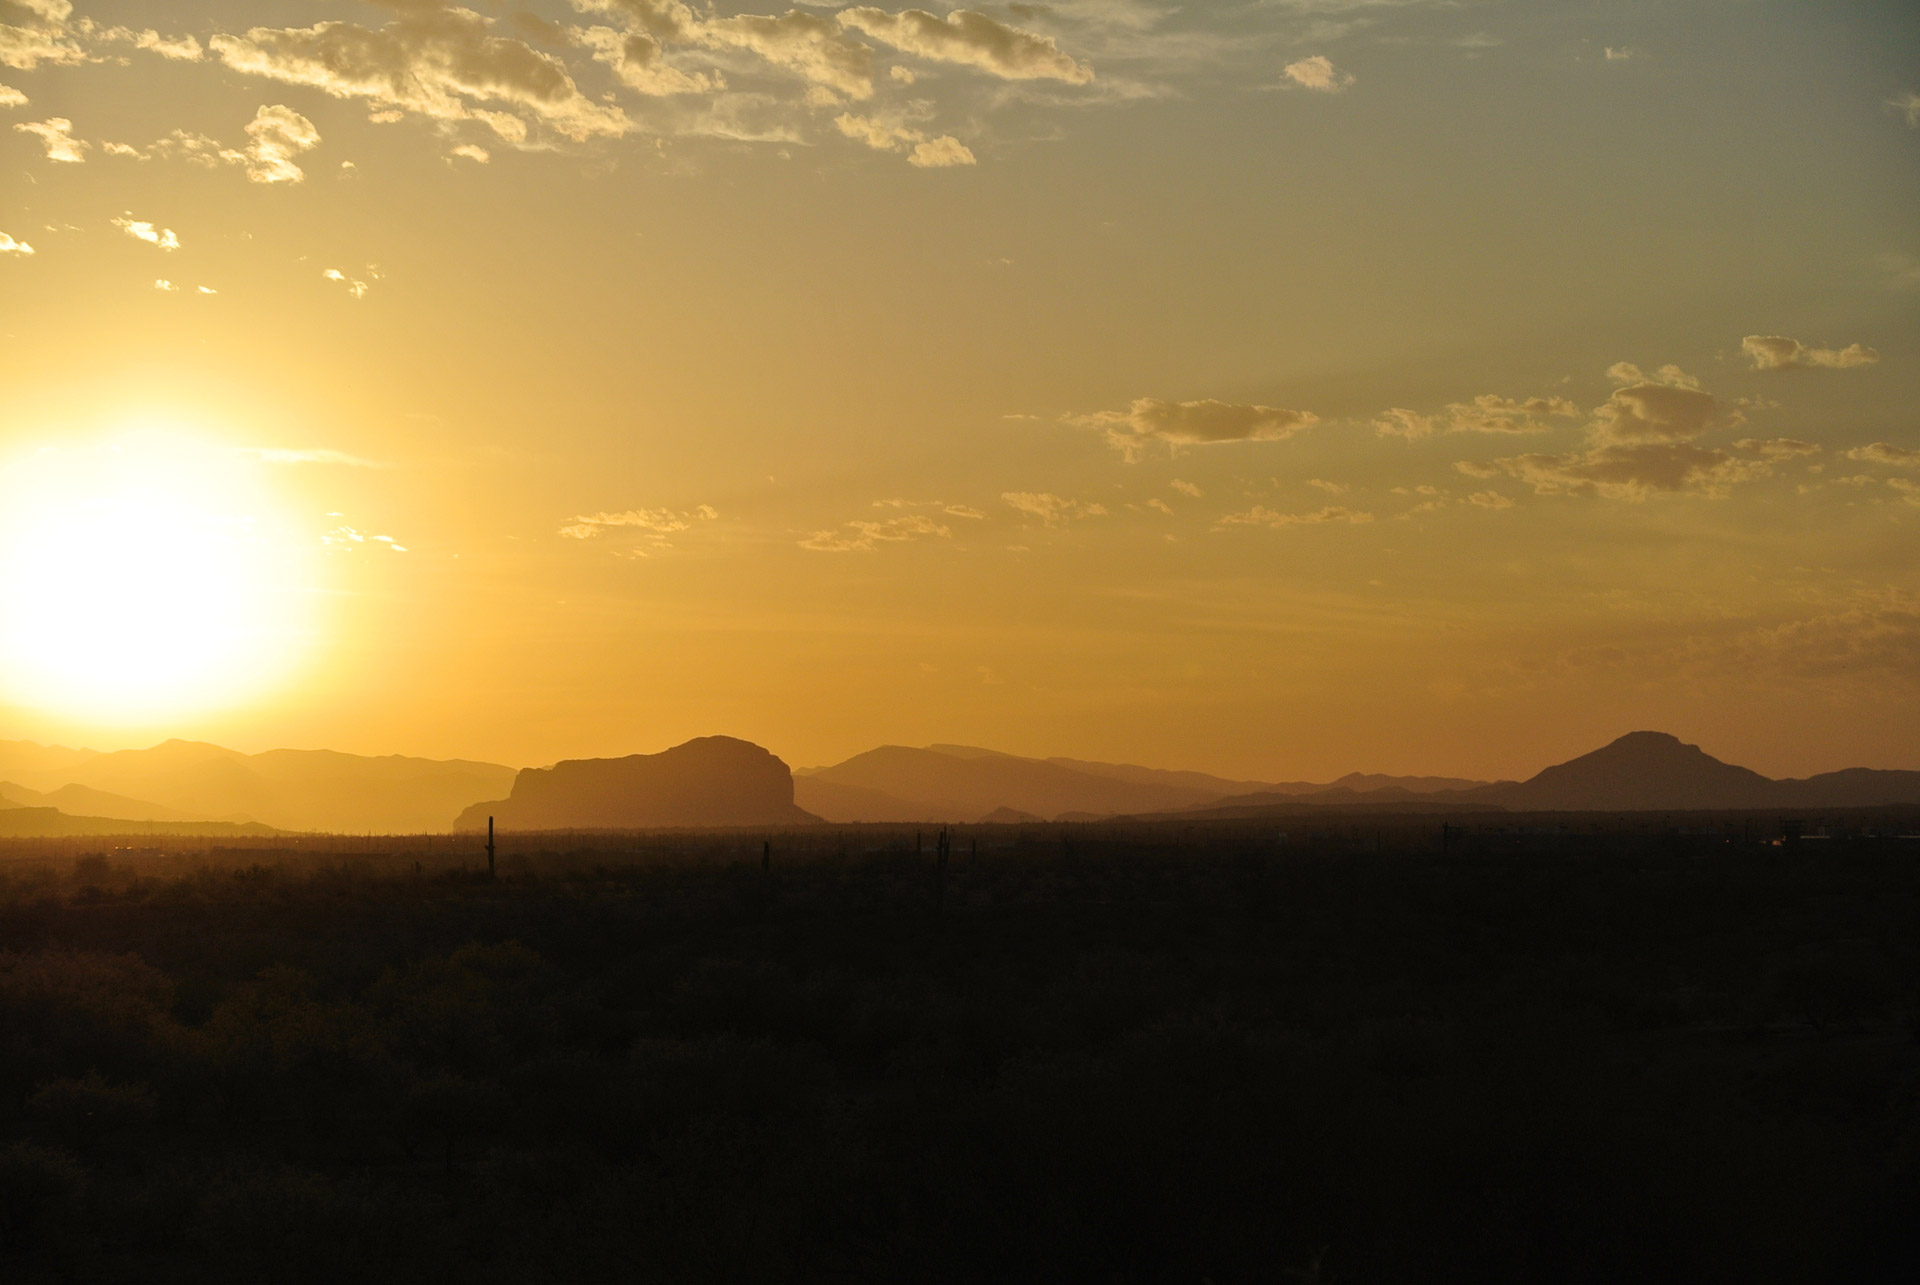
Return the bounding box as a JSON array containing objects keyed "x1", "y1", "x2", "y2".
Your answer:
[
  {"x1": 1280, "y1": 54, "x2": 1352, "y2": 92},
  {"x1": 1003, "y1": 491, "x2": 1108, "y2": 525},
  {"x1": 322, "y1": 267, "x2": 374, "y2": 299},
  {"x1": 322, "y1": 524, "x2": 408, "y2": 553},
  {"x1": 14, "y1": 116, "x2": 86, "y2": 161},
  {"x1": 560, "y1": 504, "x2": 718, "y2": 554},
  {"x1": 1073, "y1": 397, "x2": 1317, "y2": 461},
  {"x1": 1740, "y1": 334, "x2": 1879, "y2": 371},
  {"x1": 111, "y1": 216, "x2": 180, "y2": 251},
  {"x1": 1846, "y1": 442, "x2": 1920, "y2": 467},
  {"x1": 211, "y1": 6, "x2": 630, "y2": 145},
  {"x1": 1215, "y1": 504, "x2": 1372, "y2": 529},
  {"x1": 838, "y1": 8, "x2": 1093, "y2": 84},
  {"x1": 1375, "y1": 393, "x2": 1580, "y2": 439},
  {"x1": 834, "y1": 111, "x2": 974, "y2": 167},
  {"x1": 800, "y1": 512, "x2": 950, "y2": 552}
]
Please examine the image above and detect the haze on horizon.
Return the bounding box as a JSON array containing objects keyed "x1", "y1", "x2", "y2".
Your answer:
[{"x1": 2, "y1": 0, "x2": 1917, "y2": 783}]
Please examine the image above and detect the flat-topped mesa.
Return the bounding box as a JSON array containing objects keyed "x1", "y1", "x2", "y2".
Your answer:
[{"x1": 455, "y1": 736, "x2": 817, "y2": 831}]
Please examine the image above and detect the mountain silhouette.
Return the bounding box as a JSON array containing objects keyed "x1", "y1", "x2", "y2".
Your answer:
[
  {"x1": 0, "y1": 805, "x2": 279, "y2": 839},
  {"x1": 7, "y1": 739, "x2": 516, "y2": 833},
  {"x1": 1041, "y1": 757, "x2": 1484, "y2": 797},
  {"x1": 0, "y1": 781, "x2": 218, "y2": 824},
  {"x1": 1153, "y1": 732, "x2": 1920, "y2": 818},
  {"x1": 792, "y1": 776, "x2": 942, "y2": 824},
  {"x1": 1457, "y1": 731, "x2": 1920, "y2": 812},
  {"x1": 456, "y1": 736, "x2": 816, "y2": 831},
  {"x1": 801, "y1": 746, "x2": 1224, "y2": 821},
  {"x1": 799, "y1": 745, "x2": 1495, "y2": 822}
]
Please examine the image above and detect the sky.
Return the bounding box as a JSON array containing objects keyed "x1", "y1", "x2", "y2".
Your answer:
[{"x1": 1, "y1": 0, "x2": 1917, "y2": 781}]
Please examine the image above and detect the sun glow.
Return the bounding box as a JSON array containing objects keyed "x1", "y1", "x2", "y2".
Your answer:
[{"x1": 0, "y1": 431, "x2": 321, "y2": 723}]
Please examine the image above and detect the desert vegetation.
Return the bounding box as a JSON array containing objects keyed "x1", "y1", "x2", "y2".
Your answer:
[{"x1": 0, "y1": 821, "x2": 1915, "y2": 1282}]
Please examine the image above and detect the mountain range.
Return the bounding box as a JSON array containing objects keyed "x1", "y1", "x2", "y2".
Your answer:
[
  {"x1": 0, "y1": 730, "x2": 1914, "y2": 836},
  {"x1": 0, "y1": 738, "x2": 514, "y2": 834}
]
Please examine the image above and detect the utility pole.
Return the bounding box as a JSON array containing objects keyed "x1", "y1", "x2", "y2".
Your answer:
[{"x1": 486, "y1": 816, "x2": 496, "y2": 879}]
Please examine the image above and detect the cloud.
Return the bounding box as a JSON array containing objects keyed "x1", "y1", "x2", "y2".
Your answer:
[
  {"x1": 128, "y1": 29, "x2": 203, "y2": 61},
  {"x1": 1215, "y1": 504, "x2": 1372, "y2": 529},
  {"x1": 1740, "y1": 334, "x2": 1880, "y2": 371},
  {"x1": 1372, "y1": 408, "x2": 1433, "y2": 439},
  {"x1": 132, "y1": 106, "x2": 319, "y2": 181},
  {"x1": 1002, "y1": 491, "x2": 1107, "y2": 525},
  {"x1": 1281, "y1": 54, "x2": 1351, "y2": 92},
  {"x1": 1472, "y1": 363, "x2": 1827, "y2": 501},
  {"x1": 451, "y1": 143, "x2": 490, "y2": 163},
  {"x1": 322, "y1": 524, "x2": 408, "y2": 553},
  {"x1": 1604, "y1": 46, "x2": 1635, "y2": 61},
  {"x1": 239, "y1": 104, "x2": 321, "y2": 183},
  {"x1": 836, "y1": 8, "x2": 1093, "y2": 84},
  {"x1": 1467, "y1": 491, "x2": 1513, "y2": 509},
  {"x1": 152, "y1": 278, "x2": 177, "y2": 291},
  {"x1": 1170, "y1": 478, "x2": 1202, "y2": 497},
  {"x1": 0, "y1": 230, "x2": 31, "y2": 255},
  {"x1": 701, "y1": 10, "x2": 875, "y2": 101},
  {"x1": 1589, "y1": 364, "x2": 1717, "y2": 444},
  {"x1": 569, "y1": 9, "x2": 717, "y2": 97},
  {"x1": 1494, "y1": 442, "x2": 1759, "y2": 501},
  {"x1": 560, "y1": 507, "x2": 695, "y2": 537},
  {"x1": 1375, "y1": 392, "x2": 1580, "y2": 439},
  {"x1": 800, "y1": 512, "x2": 950, "y2": 551},
  {"x1": 1, "y1": 0, "x2": 87, "y2": 70},
  {"x1": 833, "y1": 110, "x2": 975, "y2": 166},
  {"x1": 14, "y1": 115, "x2": 85, "y2": 161},
  {"x1": 1306, "y1": 478, "x2": 1346, "y2": 495},
  {"x1": 0, "y1": 83, "x2": 25, "y2": 107},
  {"x1": 111, "y1": 216, "x2": 180, "y2": 250},
  {"x1": 323, "y1": 268, "x2": 371, "y2": 299},
  {"x1": 1846, "y1": 442, "x2": 1920, "y2": 467},
  {"x1": 1889, "y1": 90, "x2": 1920, "y2": 128},
  {"x1": 211, "y1": 6, "x2": 631, "y2": 144},
  {"x1": 1732, "y1": 437, "x2": 1820, "y2": 462},
  {"x1": 558, "y1": 504, "x2": 717, "y2": 554},
  {"x1": 1076, "y1": 396, "x2": 1317, "y2": 460},
  {"x1": 910, "y1": 134, "x2": 974, "y2": 167}
]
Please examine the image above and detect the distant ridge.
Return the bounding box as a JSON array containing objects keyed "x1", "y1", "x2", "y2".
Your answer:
[
  {"x1": 0, "y1": 806, "x2": 280, "y2": 839},
  {"x1": 1461, "y1": 731, "x2": 1920, "y2": 812},
  {"x1": 0, "y1": 781, "x2": 222, "y2": 824},
  {"x1": 3, "y1": 739, "x2": 516, "y2": 833},
  {"x1": 1161, "y1": 732, "x2": 1920, "y2": 819},
  {"x1": 457, "y1": 736, "x2": 816, "y2": 831},
  {"x1": 797, "y1": 744, "x2": 1494, "y2": 823}
]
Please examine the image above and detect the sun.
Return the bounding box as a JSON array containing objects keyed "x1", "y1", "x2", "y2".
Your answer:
[{"x1": 0, "y1": 430, "x2": 320, "y2": 723}]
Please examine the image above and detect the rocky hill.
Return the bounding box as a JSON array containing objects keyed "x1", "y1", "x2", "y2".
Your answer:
[{"x1": 457, "y1": 736, "x2": 816, "y2": 831}]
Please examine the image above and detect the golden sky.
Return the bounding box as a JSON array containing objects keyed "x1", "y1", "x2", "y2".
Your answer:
[{"x1": 2, "y1": 0, "x2": 1917, "y2": 780}]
